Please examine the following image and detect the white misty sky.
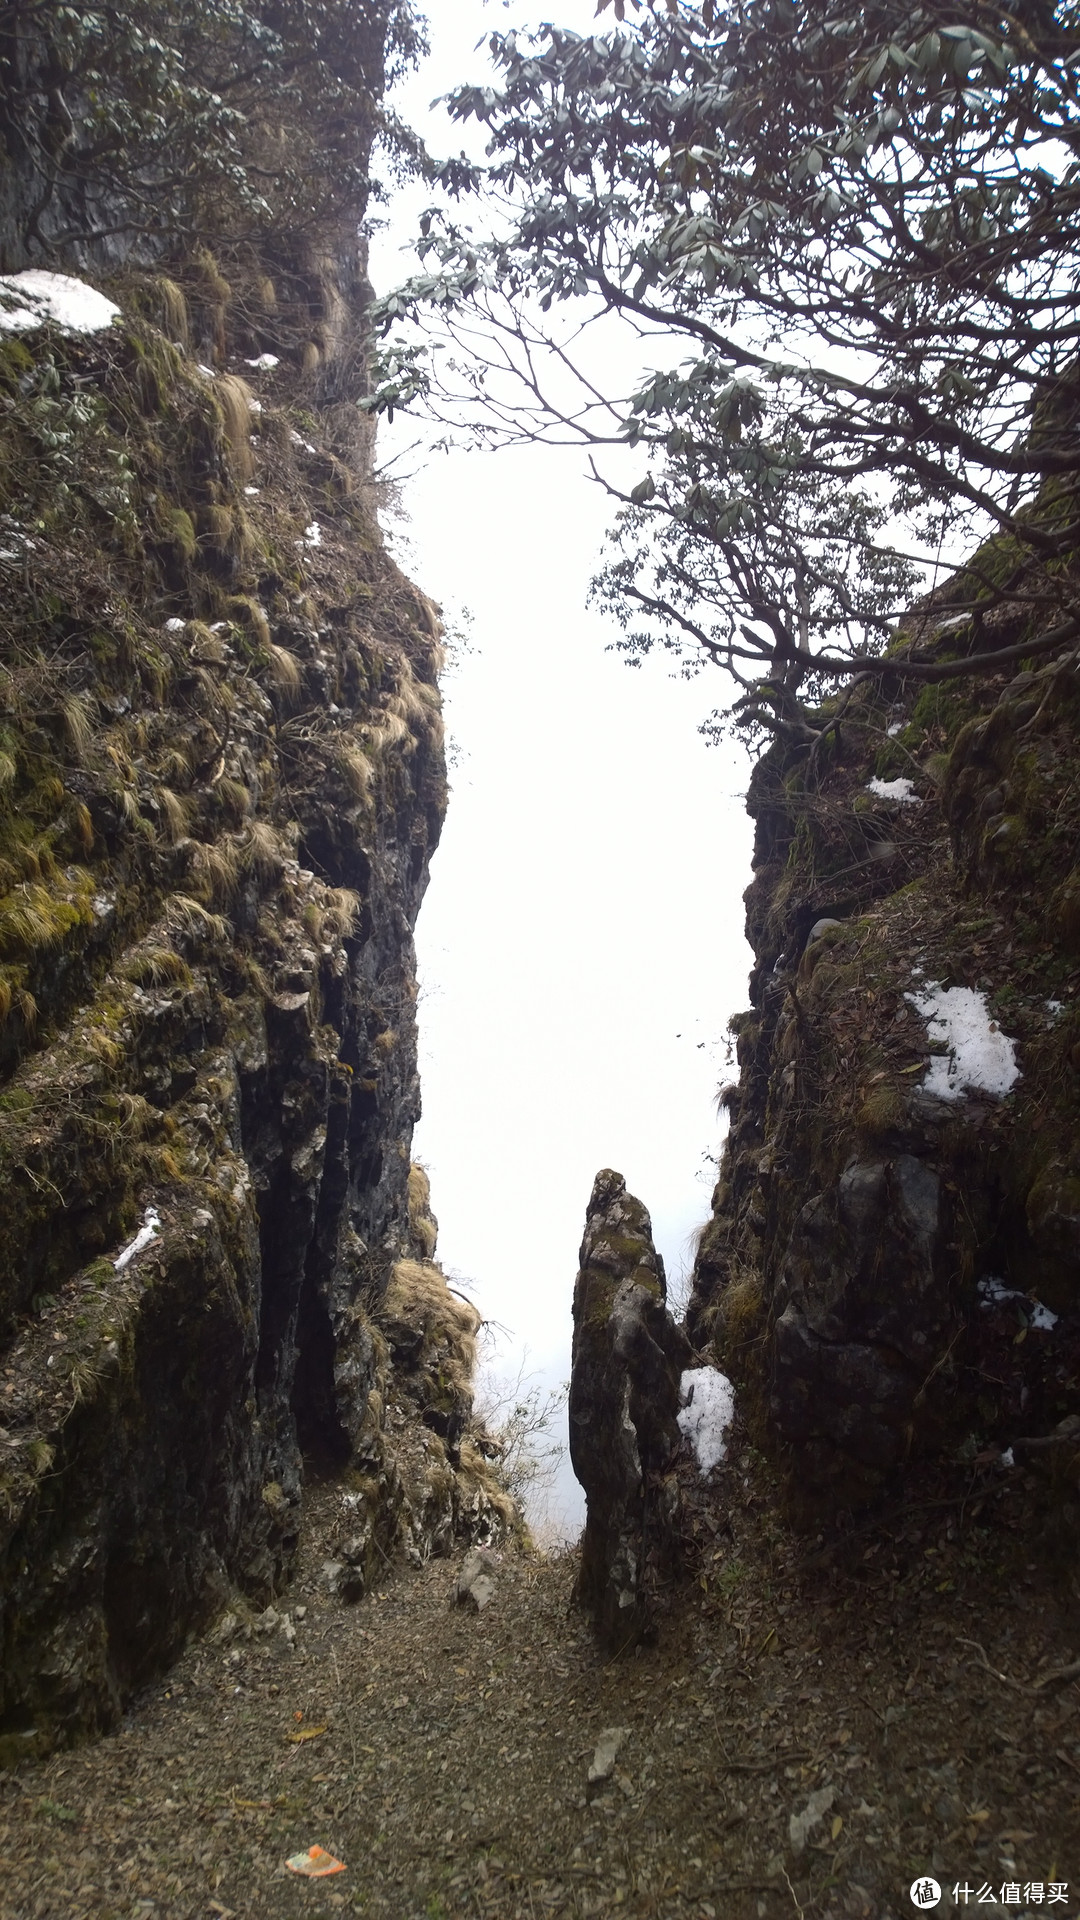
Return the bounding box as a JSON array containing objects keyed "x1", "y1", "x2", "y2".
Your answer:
[{"x1": 368, "y1": 0, "x2": 755, "y2": 1531}]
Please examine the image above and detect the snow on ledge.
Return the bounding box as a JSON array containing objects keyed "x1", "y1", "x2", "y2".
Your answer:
[
  {"x1": 678, "y1": 1367, "x2": 735, "y2": 1475},
  {"x1": 905, "y1": 980, "x2": 1020, "y2": 1102},
  {"x1": 113, "y1": 1207, "x2": 161, "y2": 1272},
  {"x1": 977, "y1": 1275, "x2": 1057, "y2": 1330},
  {"x1": 866, "y1": 776, "x2": 918, "y2": 803},
  {"x1": 0, "y1": 270, "x2": 120, "y2": 335}
]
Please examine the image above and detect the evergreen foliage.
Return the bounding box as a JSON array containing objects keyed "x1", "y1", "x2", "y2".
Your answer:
[
  {"x1": 370, "y1": 0, "x2": 1080, "y2": 742},
  {"x1": 0, "y1": 0, "x2": 425, "y2": 262}
]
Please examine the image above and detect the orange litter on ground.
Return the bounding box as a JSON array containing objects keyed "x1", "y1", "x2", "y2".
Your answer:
[{"x1": 283, "y1": 1845, "x2": 345, "y2": 1878}]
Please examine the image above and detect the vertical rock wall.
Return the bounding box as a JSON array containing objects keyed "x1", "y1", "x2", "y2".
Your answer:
[
  {"x1": 688, "y1": 620, "x2": 1080, "y2": 1526},
  {"x1": 0, "y1": 203, "x2": 513, "y2": 1760}
]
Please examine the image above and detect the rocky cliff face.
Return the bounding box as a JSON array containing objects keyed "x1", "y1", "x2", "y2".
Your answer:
[
  {"x1": 688, "y1": 607, "x2": 1080, "y2": 1529},
  {"x1": 0, "y1": 32, "x2": 513, "y2": 1757}
]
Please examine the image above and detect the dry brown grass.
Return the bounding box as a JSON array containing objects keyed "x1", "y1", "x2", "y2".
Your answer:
[
  {"x1": 70, "y1": 801, "x2": 94, "y2": 853},
  {"x1": 191, "y1": 838, "x2": 245, "y2": 906},
  {"x1": 716, "y1": 1264, "x2": 766, "y2": 1353},
  {"x1": 123, "y1": 946, "x2": 192, "y2": 990},
  {"x1": 84, "y1": 1027, "x2": 123, "y2": 1069},
  {"x1": 456, "y1": 1438, "x2": 519, "y2": 1533},
  {"x1": 165, "y1": 892, "x2": 231, "y2": 948},
  {"x1": 264, "y1": 643, "x2": 302, "y2": 706},
  {"x1": 321, "y1": 884, "x2": 360, "y2": 941},
  {"x1": 214, "y1": 374, "x2": 255, "y2": 482},
  {"x1": 60, "y1": 693, "x2": 96, "y2": 763},
  {"x1": 407, "y1": 1163, "x2": 438, "y2": 1259},
  {"x1": 201, "y1": 503, "x2": 239, "y2": 558},
  {"x1": 856, "y1": 1079, "x2": 906, "y2": 1139},
  {"x1": 156, "y1": 276, "x2": 190, "y2": 348},
  {"x1": 158, "y1": 789, "x2": 190, "y2": 842},
  {"x1": 225, "y1": 595, "x2": 271, "y2": 648},
  {"x1": 383, "y1": 1258, "x2": 481, "y2": 1402},
  {"x1": 365, "y1": 710, "x2": 412, "y2": 756},
  {"x1": 337, "y1": 737, "x2": 374, "y2": 798},
  {"x1": 240, "y1": 820, "x2": 283, "y2": 887},
  {"x1": 158, "y1": 746, "x2": 195, "y2": 787}
]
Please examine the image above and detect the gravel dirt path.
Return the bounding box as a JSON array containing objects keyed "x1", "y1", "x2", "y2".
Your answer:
[{"x1": 3, "y1": 1438, "x2": 1080, "y2": 1920}]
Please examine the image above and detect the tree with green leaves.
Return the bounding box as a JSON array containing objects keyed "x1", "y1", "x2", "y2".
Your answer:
[
  {"x1": 0, "y1": 1, "x2": 424, "y2": 266},
  {"x1": 370, "y1": 0, "x2": 1080, "y2": 745}
]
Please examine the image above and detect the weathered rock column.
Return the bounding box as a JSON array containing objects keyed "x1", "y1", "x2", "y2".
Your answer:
[{"x1": 569, "y1": 1170, "x2": 692, "y2": 1650}]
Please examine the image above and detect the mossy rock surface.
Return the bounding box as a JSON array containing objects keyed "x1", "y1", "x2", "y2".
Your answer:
[
  {"x1": 0, "y1": 253, "x2": 497, "y2": 1753},
  {"x1": 688, "y1": 621, "x2": 1080, "y2": 1530}
]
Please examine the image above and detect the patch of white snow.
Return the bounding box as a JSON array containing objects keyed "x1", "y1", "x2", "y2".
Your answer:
[
  {"x1": 0, "y1": 526, "x2": 34, "y2": 563},
  {"x1": 245, "y1": 353, "x2": 280, "y2": 370},
  {"x1": 301, "y1": 522, "x2": 322, "y2": 548},
  {"x1": 978, "y1": 1276, "x2": 1019, "y2": 1307},
  {"x1": 678, "y1": 1367, "x2": 736, "y2": 1474},
  {"x1": 114, "y1": 1207, "x2": 161, "y2": 1272},
  {"x1": 905, "y1": 981, "x2": 1020, "y2": 1102},
  {"x1": 866, "y1": 776, "x2": 918, "y2": 803},
  {"x1": 164, "y1": 617, "x2": 186, "y2": 633},
  {"x1": 0, "y1": 270, "x2": 119, "y2": 335},
  {"x1": 977, "y1": 1276, "x2": 1057, "y2": 1331}
]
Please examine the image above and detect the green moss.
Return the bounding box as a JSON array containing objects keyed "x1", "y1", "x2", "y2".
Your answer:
[
  {"x1": 0, "y1": 339, "x2": 35, "y2": 392},
  {"x1": 157, "y1": 503, "x2": 198, "y2": 564},
  {"x1": 908, "y1": 678, "x2": 979, "y2": 747}
]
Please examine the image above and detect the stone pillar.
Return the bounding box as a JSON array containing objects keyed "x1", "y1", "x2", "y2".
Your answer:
[{"x1": 569, "y1": 1170, "x2": 692, "y2": 1650}]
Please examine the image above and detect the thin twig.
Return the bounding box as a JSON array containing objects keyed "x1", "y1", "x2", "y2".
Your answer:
[
  {"x1": 959, "y1": 1637, "x2": 1080, "y2": 1694},
  {"x1": 782, "y1": 1865, "x2": 807, "y2": 1918}
]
